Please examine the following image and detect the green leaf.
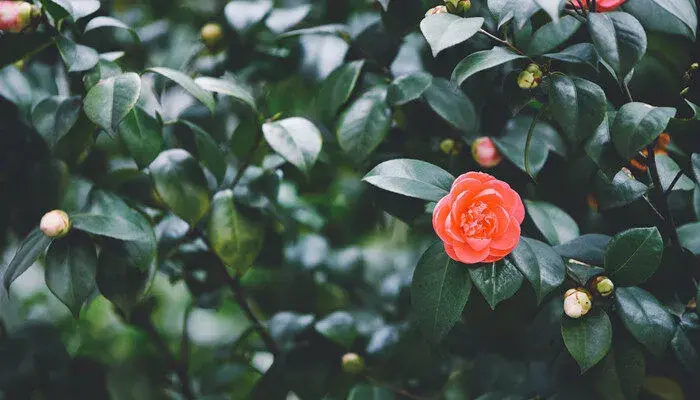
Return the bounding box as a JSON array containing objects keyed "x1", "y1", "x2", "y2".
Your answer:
[
  {"x1": 0, "y1": 66, "x2": 33, "y2": 112},
  {"x1": 1, "y1": 228, "x2": 53, "y2": 290},
  {"x1": 565, "y1": 260, "x2": 606, "y2": 286},
  {"x1": 528, "y1": 15, "x2": 581, "y2": 56},
  {"x1": 55, "y1": 36, "x2": 99, "y2": 73},
  {"x1": 387, "y1": 72, "x2": 432, "y2": 106},
  {"x1": 280, "y1": 24, "x2": 348, "y2": 38},
  {"x1": 337, "y1": 87, "x2": 391, "y2": 162},
  {"x1": 266, "y1": 5, "x2": 312, "y2": 33},
  {"x1": 314, "y1": 311, "x2": 357, "y2": 348},
  {"x1": 657, "y1": 154, "x2": 694, "y2": 192},
  {"x1": 149, "y1": 149, "x2": 211, "y2": 226},
  {"x1": 147, "y1": 67, "x2": 215, "y2": 113},
  {"x1": 562, "y1": 309, "x2": 613, "y2": 372},
  {"x1": 84, "y1": 16, "x2": 140, "y2": 42},
  {"x1": 44, "y1": 231, "x2": 97, "y2": 318},
  {"x1": 31, "y1": 96, "x2": 82, "y2": 150},
  {"x1": 41, "y1": 0, "x2": 100, "y2": 20},
  {"x1": 469, "y1": 259, "x2": 523, "y2": 310},
  {"x1": 84, "y1": 72, "x2": 141, "y2": 135},
  {"x1": 604, "y1": 227, "x2": 663, "y2": 286},
  {"x1": 587, "y1": 12, "x2": 647, "y2": 81},
  {"x1": 610, "y1": 102, "x2": 676, "y2": 160},
  {"x1": 593, "y1": 169, "x2": 648, "y2": 210},
  {"x1": 208, "y1": 189, "x2": 264, "y2": 274},
  {"x1": 262, "y1": 117, "x2": 323, "y2": 175},
  {"x1": 534, "y1": 0, "x2": 566, "y2": 22},
  {"x1": 452, "y1": 47, "x2": 526, "y2": 86},
  {"x1": 622, "y1": 0, "x2": 697, "y2": 40},
  {"x1": 615, "y1": 286, "x2": 675, "y2": 356},
  {"x1": 194, "y1": 76, "x2": 257, "y2": 111},
  {"x1": 177, "y1": 121, "x2": 227, "y2": 184},
  {"x1": 543, "y1": 43, "x2": 599, "y2": 71},
  {"x1": 493, "y1": 116, "x2": 566, "y2": 177},
  {"x1": 554, "y1": 234, "x2": 611, "y2": 266},
  {"x1": 419, "y1": 14, "x2": 484, "y2": 57},
  {"x1": 525, "y1": 200, "x2": 580, "y2": 246},
  {"x1": 592, "y1": 336, "x2": 646, "y2": 399},
  {"x1": 548, "y1": 74, "x2": 607, "y2": 147},
  {"x1": 118, "y1": 106, "x2": 163, "y2": 168},
  {"x1": 0, "y1": 32, "x2": 54, "y2": 69},
  {"x1": 224, "y1": 0, "x2": 273, "y2": 33},
  {"x1": 509, "y1": 237, "x2": 565, "y2": 303},
  {"x1": 411, "y1": 242, "x2": 472, "y2": 342},
  {"x1": 362, "y1": 159, "x2": 455, "y2": 202},
  {"x1": 678, "y1": 222, "x2": 700, "y2": 254},
  {"x1": 488, "y1": 0, "x2": 539, "y2": 29},
  {"x1": 348, "y1": 385, "x2": 395, "y2": 400},
  {"x1": 317, "y1": 61, "x2": 365, "y2": 123},
  {"x1": 692, "y1": 153, "x2": 700, "y2": 182},
  {"x1": 671, "y1": 322, "x2": 700, "y2": 375},
  {"x1": 423, "y1": 78, "x2": 478, "y2": 133},
  {"x1": 585, "y1": 113, "x2": 627, "y2": 178},
  {"x1": 71, "y1": 214, "x2": 150, "y2": 242}
]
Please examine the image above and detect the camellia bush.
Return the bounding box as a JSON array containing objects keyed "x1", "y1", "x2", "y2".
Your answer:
[{"x1": 1, "y1": 0, "x2": 700, "y2": 398}]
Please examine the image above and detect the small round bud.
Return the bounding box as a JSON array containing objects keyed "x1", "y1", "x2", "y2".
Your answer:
[
  {"x1": 440, "y1": 138, "x2": 457, "y2": 155},
  {"x1": 425, "y1": 5, "x2": 448, "y2": 16},
  {"x1": 690, "y1": 62, "x2": 699, "y2": 71},
  {"x1": 563, "y1": 288, "x2": 592, "y2": 318},
  {"x1": 341, "y1": 353, "x2": 365, "y2": 374},
  {"x1": 680, "y1": 87, "x2": 689, "y2": 96},
  {"x1": 40, "y1": 210, "x2": 71, "y2": 238},
  {"x1": 200, "y1": 23, "x2": 224, "y2": 51},
  {"x1": 687, "y1": 298, "x2": 696, "y2": 310},
  {"x1": 0, "y1": 1, "x2": 35, "y2": 33},
  {"x1": 592, "y1": 276, "x2": 614, "y2": 297},
  {"x1": 445, "y1": 0, "x2": 471, "y2": 14},
  {"x1": 471, "y1": 137, "x2": 502, "y2": 168}
]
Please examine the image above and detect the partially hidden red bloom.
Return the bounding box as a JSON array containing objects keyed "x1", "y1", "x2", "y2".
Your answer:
[
  {"x1": 433, "y1": 172, "x2": 524, "y2": 264},
  {"x1": 572, "y1": 0, "x2": 626, "y2": 12},
  {"x1": 0, "y1": 1, "x2": 33, "y2": 33}
]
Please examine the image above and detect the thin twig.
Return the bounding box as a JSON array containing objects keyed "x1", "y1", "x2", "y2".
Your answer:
[
  {"x1": 664, "y1": 169, "x2": 686, "y2": 196},
  {"x1": 477, "y1": 29, "x2": 528, "y2": 58}
]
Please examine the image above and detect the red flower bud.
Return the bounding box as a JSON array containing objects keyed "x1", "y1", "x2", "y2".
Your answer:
[
  {"x1": 471, "y1": 137, "x2": 502, "y2": 168},
  {"x1": 0, "y1": 1, "x2": 34, "y2": 33}
]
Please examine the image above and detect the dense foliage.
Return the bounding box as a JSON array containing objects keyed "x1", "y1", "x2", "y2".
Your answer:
[{"x1": 1, "y1": 0, "x2": 700, "y2": 398}]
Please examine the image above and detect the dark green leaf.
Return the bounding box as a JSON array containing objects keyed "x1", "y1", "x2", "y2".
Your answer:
[
  {"x1": 362, "y1": 159, "x2": 455, "y2": 202},
  {"x1": 45, "y1": 231, "x2": 97, "y2": 317},
  {"x1": 208, "y1": 189, "x2": 264, "y2": 274},
  {"x1": 265, "y1": 5, "x2": 312, "y2": 33},
  {"x1": 71, "y1": 214, "x2": 151, "y2": 242},
  {"x1": 469, "y1": 259, "x2": 523, "y2": 310},
  {"x1": 671, "y1": 323, "x2": 700, "y2": 375},
  {"x1": 509, "y1": 237, "x2": 565, "y2": 303},
  {"x1": 615, "y1": 286, "x2": 675, "y2": 356},
  {"x1": 0, "y1": 66, "x2": 33, "y2": 112},
  {"x1": 452, "y1": 47, "x2": 526, "y2": 86},
  {"x1": 0, "y1": 32, "x2": 53, "y2": 69},
  {"x1": 178, "y1": 121, "x2": 227, "y2": 184},
  {"x1": 83, "y1": 16, "x2": 139, "y2": 42},
  {"x1": 657, "y1": 154, "x2": 694, "y2": 192},
  {"x1": 97, "y1": 238, "x2": 155, "y2": 314},
  {"x1": 528, "y1": 15, "x2": 581, "y2": 56},
  {"x1": 587, "y1": 12, "x2": 647, "y2": 81},
  {"x1": 622, "y1": 0, "x2": 696, "y2": 40},
  {"x1": 525, "y1": 200, "x2": 580, "y2": 245},
  {"x1": 554, "y1": 234, "x2": 611, "y2": 266},
  {"x1": 387, "y1": 72, "x2": 432, "y2": 106},
  {"x1": 593, "y1": 169, "x2": 648, "y2": 210},
  {"x1": 562, "y1": 309, "x2": 613, "y2": 372},
  {"x1": 610, "y1": 102, "x2": 676, "y2": 160},
  {"x1": 493, "y1": 116, "x2": 566, "y2": 177},
  {"x1": 604, "y1": 227, "x2": 662, "y2": 286},
  {"x1": 348, "y1": 384, "x2": 395, "y2": 400},
  {"x1": 31, "y1": 96, "x2": 82, "y2": 149},
  {"x1": 592, "y1": 336, "x2": 646, "y2": 399},
  {"x1": 314, "y1": 311, "x2": 357, "y2": 348},
  {"x1": 149, "y1": 149, "x2": 211, "y2": 226},
  {"x1": 1, "y1": 228, "x2": 53, "y2": 290},
  {"x1": 317, "y1": 61, "x2": 364, "y2": 123},
  {"x1": 118, "y1": 106, "x2": 163, "y2": 168},
  {"x1": 148, "y1": 67, "x2": 215, "y2": 113},
  {"x1": 534, "y1": 0, "x2": 567, "y2": 22},
  {"x1": 280, "y1": 24, "x2": 348, "y2": 38},
  {"x1": 84, "y1": 72, "x2": 141, "y2": 135},
  {"x1": 585, "y1": 113, "x2": 626, "y2": 178},
  {"x1": 337, "y1": 87, "x2": 391, "y2": 162},
  {"x1": 678, "y1": 222, "x2": 700, "y2": 254},
  {"x1": 411, "y1": 242, "x2": 472, "y2": 342},
  {"x1": 419, "y1": 14, "x2": 484, "y2": 57},
  {"x1": 543, "y1": 43, "x2": 599, "y2": 71},
  {"x1": 423, "y1": 78, "x2": 478, "y2": 134},
  {"x1": 194, "y1": 76, "x2": 257, "y2": 111},
  {"x1": 224, "y1": 0, "x2": 273, "y2": 33},
  {"x1": 692, "y1": 153, "x2": 700, "y2": 182},
  {"x1": 566, "y1": 260, "x2": 606, "y2": 286},
  {"x1": 548, "y1": 74, "x2": 606, "y2": 147},
  {"x1": 268, "y1": 312, "x2": 314, "y2": 350},
  {"x1": 262, "y1": 117, "x2": 323, "y2": 175},
  {"x1": 56, "y1": 36, "x2": 99, "y2": 73}
]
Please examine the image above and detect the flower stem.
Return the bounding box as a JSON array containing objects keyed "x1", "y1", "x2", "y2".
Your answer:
[{"x1": 477, "y1": 29, "x2": 526, "y2": 57}]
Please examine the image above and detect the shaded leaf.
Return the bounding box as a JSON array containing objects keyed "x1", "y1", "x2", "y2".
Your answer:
[{"x1": 363, "y1": 159, "x2": 455, "y2": 202}]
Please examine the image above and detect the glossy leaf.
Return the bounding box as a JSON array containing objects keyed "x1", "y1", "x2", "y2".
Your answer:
[
  {"x1": 224, "y1": 0, "x2": 273, "y2": 33},
  {"x1": 262, "y1": 117, "x2": 323, "y2": 175},
  {"x1": 194, "y1": 76, "x2": 257, "y2": 111},
  {"x1": 411, "y1": 242, "x2": 472, "y2": 342},
  {"x1": 592, "y1": 336, "x2": 646, "y2": 399},
  {"x1": 548, "y1": 74, "x2": 607, "y2": 147},
  {"x1": 469, "y1": 259, "x2": 523, "y2": 310},
  {"x1": 84, "y1": 16, "x2": 139, "y2": 42},
  {"x1": 363, "y1": 159, "x2": 455, "y2": 202},
  {"x1": 31, "y1": 96, "x2": 82, "y2": 149},
  {"x1": 149, "y1": 149, "x2": 211, "y2": 226},
  {"x1": 604, "y1": 227, "x2": 663, "y2": 286},
  {"x1": 1, "y1": 228, "x2": 53, "y2": 290},
  {"x1": 452, "y1": 47, "x2": 526, "y2": 86},
  {"x1": 423, "y1": 78, "x2": 478, "y2": 133},
  {"x1": 56, "y1": 36, "x2": 99, "y2": 73},
  {"x1": 509, "y1": 237, "x2": 565, "y2": 303},
  {"x1": 348, "y1": 385, "x2": 394, "y2": 400},
  {"x1": 588, "y1": 12, "x2": 647, "y2": 81},
  {"x1": 622, "y1": 0, "x2": 697, "y2": 40},
  {"x1": 525, "y1": 200, "x2": 580, "y2": 246},
  {"x1": 615, "y1": 286, "x2": 675, "y2": 356},
  {"x1": 562, "y1": 309, "x2": 613, "y2": 372},
  {"x1": 528, "y1": 15, "x2": 581, "y2": 55},
  {"x1": 493, "y1": 116, "x2": 566, "y2": 177},
  {"x1": 543, "y1": 43, "x2": 599, "y2": 71},
  {"x1": 657, "y1": 154, "x2": 694, "y2": 192},
  {"x1": 419, "y1": 14, "x2": 484, "y2": 57},
  {"x1": 554, "y1": 234, "x2": 611, "y2": 266},
  {"x1": 83, "y1": 72, "x2": 141, "y2": 135},
  {"x1": 678, "y1": 222, "x2": 700, "y2": 254},
  {"x1": 147, "y1": 67, "x2": 215, "y2": 113},
  {"x1": 317, "y1": 61, "x2": 364, "y2": 123},
  {"x1": 593, "y1": 169, "x2": 648, "y2": 210},
  {"x1": 178, "y1": 121, "x2": 227, "y2": 183},
  {"x1": 118, "y1": 106, "x2": 163, "y2": 168},
  {"x1": 314, "y1": 311, "x2": 357, "y2": 348},
  {"x1": 387, "y1": 72, "x2": 432, "y2": 106},
  {"x1": 337, "y1": 87, "x2": 391, "y2": 162},
  {"x1": 45, "y1": 231, "x2": 97, "y2": 317},
  {"x1": 610, "y1": 102, "x2": 676, "y2": 160}
]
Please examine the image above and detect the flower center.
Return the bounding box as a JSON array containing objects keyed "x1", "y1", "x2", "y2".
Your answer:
[{"x1": 460, "y1": 201, "x2": 497, "y2": 238}]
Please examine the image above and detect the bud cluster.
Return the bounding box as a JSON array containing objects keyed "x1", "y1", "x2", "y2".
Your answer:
[{"x1": 517, "y1": 64, "x2": 543, "y2": 90}]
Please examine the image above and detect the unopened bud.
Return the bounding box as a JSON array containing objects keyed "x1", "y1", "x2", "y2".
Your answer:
[
  {"x1": 563, "y1": 288, "x2": 592, "y2": 318},
  {"x1": 425, "y1": 5, "x2": 448, "y2": 16},
  {"x1": 40, "y1": 210, "x2": 71, "y2": 238},
  {"x1": 517, "y1": 64, "x2": 542, "y2": 90},
  {"x1": 690, "y1": 62, "x2": 699, "y2": 71},
  {"x1": 0, "y1": 1, "x2": 35, "y2": 33},
  {"x1": 471, "y1": 137, "x2": 502, "y2": 168},
  {"x1": 440, "y1": 138, "x2": 461, "y2": 155},
  {"x1": 445, "y1": 0, "x2": 471, "y2": 14},
  {"x1": 592, "y1": 276, "x2": 614, "y2": 297},
  {"x1": 200, "y1": 23, "x2": 224, "y2": 51},
  {"x1": 341, "y1": 353, "x2": 365, "y2": 374}
]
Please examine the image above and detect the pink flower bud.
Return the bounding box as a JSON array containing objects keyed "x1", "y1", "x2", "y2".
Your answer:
[
  {"x1": 425, "y1": 5, "x2": 448, "y2": 16},
  {"x1": 40, "y1": 210, "x2": 71, "y2": 238},
  {"x1": 0, "y1": 1, "x2": 34, "y2": 33},
  {"x1": 563, "y1": 288, "x2": 592, "y2": 318},
  {"x1": 471, "y1": 137, "x2": 502, "y2": 168}
]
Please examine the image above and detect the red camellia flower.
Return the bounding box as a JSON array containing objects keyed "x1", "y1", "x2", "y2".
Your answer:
[
  {"x1": 432, "y1": 172, "x2": 524, "y2": 264},
  {"x1": 573, "y1": 0, "x2": 626, "y2": 12}
]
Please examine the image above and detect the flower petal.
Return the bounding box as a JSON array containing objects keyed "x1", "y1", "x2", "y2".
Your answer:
[
  {"x1": 453, "y1": 241, "x2": 490, "y2": 264},
  {"x1": 490, "y1": 218, "x2": 521, "y2": 250},
  {"x1": 432, "y1": 195, "x2": 453, "y2": 243},
  {"x1": 466, "y1": 237, "x2": 491, "y2": 251},
  {"x1": 489, "y1": 181, "x2": 525, "y2": 223}
]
